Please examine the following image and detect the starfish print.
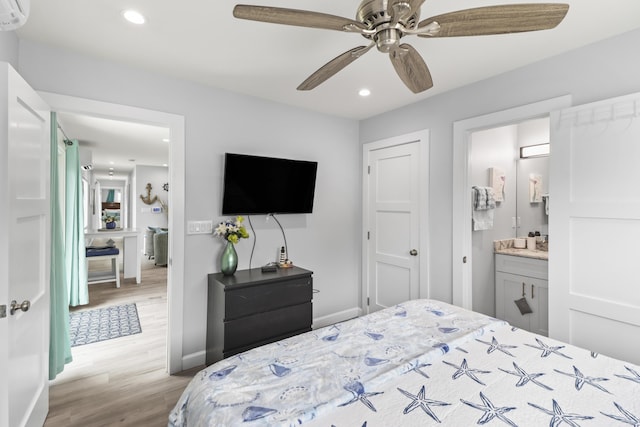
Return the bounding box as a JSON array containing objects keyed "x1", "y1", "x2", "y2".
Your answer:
[
  {"x1": 408, "y1": 361, "x2": 432, "y2": 379},
  {"x1": 615, "y1": 366, "x2": 640, "y2": 385},
  {"x1": 338, "y1": 381, "x2": 383, "y2": 412},
  {"x1": 476, "y1": 336, "x2": 518, "y2": 357},
  {"x1": 554, "y1": 365, "x2": 611, "y2": 394},
  {"x1": 443, "y1": 358, "x2": 491, "y2": 385},
  {"x1": 461, "y1": 392, "x2": 518, "y2": 427},
  {"x1": 499, "y1": 362, "x2": 553, "y2": 390},
  {"x1": 525, "y1": 337, "x2": 572, "y2": 359},
  {"x1": 397, "y1": 385, "x2": 451, "y2": 423},
  {"x1": 601, "y1": 402, "x2": 640, "y2": 426},
  {"x1": 528, "y1": 399, "x2": 594, "y2": 426}
]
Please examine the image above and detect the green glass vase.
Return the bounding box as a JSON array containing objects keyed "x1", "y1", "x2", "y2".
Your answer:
[{"x1": 220, "y1": 241, "x2": 238, "y2": 276}]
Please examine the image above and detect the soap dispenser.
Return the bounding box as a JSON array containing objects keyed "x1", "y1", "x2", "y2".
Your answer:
[{"x1": 527, "y1": 232, "x2": 536, "y2": 250}]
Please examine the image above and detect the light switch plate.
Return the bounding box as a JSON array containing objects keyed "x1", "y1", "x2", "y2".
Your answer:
[{"x1": 187, "y1": 220, "x2": 213, "y2": 235}]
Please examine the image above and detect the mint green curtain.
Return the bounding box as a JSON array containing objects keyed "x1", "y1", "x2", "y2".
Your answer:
[
  {"x1": 49, "y1": 113, "x2": 72, "y2": 380},
  {"x1": 106, "y1": 189, "x2": 115, "y2": 203},
  {"x1": 65, "y1": 139, "x2": 88, "y2": 306}
]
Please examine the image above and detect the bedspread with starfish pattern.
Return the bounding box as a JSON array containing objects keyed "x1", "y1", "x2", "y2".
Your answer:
[{"x1": 169, "y1": 299, "x2": 640, "y2": 426}]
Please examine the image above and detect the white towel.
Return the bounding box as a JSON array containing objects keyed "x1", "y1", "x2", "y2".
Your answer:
[{"x1": 472, "y1": 186, "x2": 496, "y2": 231}]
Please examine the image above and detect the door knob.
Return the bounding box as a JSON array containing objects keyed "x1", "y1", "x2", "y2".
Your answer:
[
  {"x1": 410, "y1": 249, "x2": 418, "y2": 256},
  {"x1": 10, "y1": 300, "x2": 30, "y2": 315}
]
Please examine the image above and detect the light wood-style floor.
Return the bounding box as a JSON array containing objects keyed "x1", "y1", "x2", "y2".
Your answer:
[{"x1": 44, "y1": 259, "x2": 203, "y2": 427}]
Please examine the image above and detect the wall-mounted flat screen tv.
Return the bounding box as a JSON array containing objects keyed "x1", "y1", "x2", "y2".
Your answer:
[{"x1": 222, "y1": 153, "x2": 318, "y2": 215}]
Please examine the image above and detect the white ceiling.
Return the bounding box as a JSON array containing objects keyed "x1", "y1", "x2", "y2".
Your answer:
[
  {"x1": 15, "y1": 1, "x2": 640, "y2": 170},
  {"x1": 56, "y1": 112, "x2": 169, "y2": 176}
]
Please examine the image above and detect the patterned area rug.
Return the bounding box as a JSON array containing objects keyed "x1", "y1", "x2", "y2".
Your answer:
[{"x1": 69, "y1": 303, "x2": 142, "y2": 347}]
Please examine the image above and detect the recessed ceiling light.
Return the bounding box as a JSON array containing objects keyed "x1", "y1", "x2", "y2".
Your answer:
[
  {"x1": 162, "y1": 163, "x2": 168, "y2": 167},
  {"x1": 359, "y1": 88, "x2": 371, "y2": 97},
  {"x1": 122, "y1": 10, "x2": 146, "y2": 25},
  {"x1": 162, "y1": 138, "x2": 170, "y2": 142}
]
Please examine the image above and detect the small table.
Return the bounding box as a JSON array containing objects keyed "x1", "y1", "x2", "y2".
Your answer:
[{"x1": 85, "y1": 228, "x2": 142, "y2": 284}]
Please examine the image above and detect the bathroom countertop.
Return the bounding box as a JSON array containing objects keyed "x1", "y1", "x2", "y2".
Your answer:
[
  {"x1": 494, "y1": 247, "x2": 548, "y2": 260},
  {"x1": 494, "y1": 239, "x2": 549, "y2": 260}
]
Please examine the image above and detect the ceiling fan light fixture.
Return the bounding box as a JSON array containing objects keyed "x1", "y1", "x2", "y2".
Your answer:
[
  {"x1": 122, "y1": 9, "x2": 146, "y2": 25},
  {"x1": 232, "y1": 2, "x2": 569, "y2": 93},
  {"x1": 359, "y1": 88, "x2": 371, "y2": 97}
]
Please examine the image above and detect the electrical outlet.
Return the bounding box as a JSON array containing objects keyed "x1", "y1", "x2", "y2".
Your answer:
[{"x1": 187, "y1": 220, "x2": 213, "y2": 235}]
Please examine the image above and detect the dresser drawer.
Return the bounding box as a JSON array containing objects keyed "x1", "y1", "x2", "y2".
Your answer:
[
  {"x1": 224, "y1": 302, "x2": 312, "y2": 351},
  {"x1": 224, "y1": 276, "x2": 312, "y2": 320}
]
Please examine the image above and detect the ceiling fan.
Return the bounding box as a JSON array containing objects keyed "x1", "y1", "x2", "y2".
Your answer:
[{"x1": 233, "y1": 1, "x2": 569, "y2": 93}]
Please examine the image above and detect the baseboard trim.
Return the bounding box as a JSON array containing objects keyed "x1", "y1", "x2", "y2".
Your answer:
[
  {"x1": 313, "y1": 306, "x2": 362, "y2": 330},
  {"x1": 181, "y1": 350, "x2": 206, "y2": 371}
]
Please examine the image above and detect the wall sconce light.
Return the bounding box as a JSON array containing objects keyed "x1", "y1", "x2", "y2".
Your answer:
[{"x1": 520, "y1": 143, "x2": 550, "y2": 158}]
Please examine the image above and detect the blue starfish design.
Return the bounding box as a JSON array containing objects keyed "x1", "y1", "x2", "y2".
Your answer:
[
  {"x1": 615, "y1": 366, "x2": 640, "y2": 384},
  {"x1": 525, "y1": 338, "x2": 572, "y2": 359},
  {"x1": 499, "y1": 362, "x2": 553, "y2": 390},
  {"x1": 397, "y1": 385, "x2": 451, "y2": 423},
  {"x1": 338, "y1": 381, "x2": 383, "y2": 412},
  {"x1": 407, "y1": 360, "x2": 432, "y2": 379},
  {"x1": 460, "y1": 392, "x2": 518, "y2": 426},
  {"x1": 601, "y1": 402, "x2": 640, "y2": 426},
  {"x1": 528, "y1": 399, "x2": 594, "y2": 426},
  {"x1": 443, "y1": 358, "x2": 491, "y2": 386},
  {"x1": 476, "y1": 336, "x2": 517, "y2": 357},
  {"x1": 554, "y1": 365, "x2": 610, "y2": 394}
]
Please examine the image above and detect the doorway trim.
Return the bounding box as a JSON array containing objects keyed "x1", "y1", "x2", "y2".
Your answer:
[
  {"x1": 452, "y1": 95, "x2": 571, "y2": 310},
  {"x1": 39, "y1": 91, "x2": 185, "y2": 374}
]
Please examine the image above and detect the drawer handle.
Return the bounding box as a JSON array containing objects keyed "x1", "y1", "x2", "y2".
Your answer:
[
  {"x1": 522, "y1": 282, "x2": 526, "y2": 298},
  {"x1": 531, "y1": 284, "x2": 535, "y2": 299}
]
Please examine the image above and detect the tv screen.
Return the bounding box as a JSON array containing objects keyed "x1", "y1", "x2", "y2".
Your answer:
[{"x1": 222, "y1": 153, "x2": 318, "y2": 215}]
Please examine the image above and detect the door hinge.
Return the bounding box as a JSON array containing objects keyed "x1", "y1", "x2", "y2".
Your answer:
[
  {"x1": 367, "y1": 165, "x2": 370, "y2": 174},
  {"x1": 367, "y1": 297, "x2": 370, "y2": 306},
  {"x1": 367, "y1": 231, "x2": 370, "y2": 240},
  {"x1": 0, "y1": 305, "x2": 6, "y2": 318}
]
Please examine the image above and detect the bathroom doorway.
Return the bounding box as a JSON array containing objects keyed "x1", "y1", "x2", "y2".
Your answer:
[
  {"x1": 469, "y1": 117, "x2": 550, "y2": 317},
  {"x1": 451, "y1": 95, "x2": 572, "y2": 312}
]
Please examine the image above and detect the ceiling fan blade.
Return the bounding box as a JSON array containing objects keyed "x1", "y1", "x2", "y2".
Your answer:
[
  {"x1": 389, "y1": 44, "x2": 433, "y2": 93},
  {"x1": 417, "y1": 3, "x2": 569, "y2": 37},
  {"x1": 297, "y1": 45, "x2": 374, "y2": 91},
  {"x1": 233, "y1": 5, "x2": 366, "y2": 33}
]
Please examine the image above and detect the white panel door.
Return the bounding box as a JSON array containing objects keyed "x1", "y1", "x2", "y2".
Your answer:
[
  {"x1": 550, "y1": 92, "x2": 640, "y2": 365},
  {"x1": 0, "y1": 63, "x2": 51, "y2": 427},
  {"x1": 364, "y1": 131, "x2": 428, "y2": 313}
]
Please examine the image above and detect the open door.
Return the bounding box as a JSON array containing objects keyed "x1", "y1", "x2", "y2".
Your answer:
[
  {"x1": 0, "y1": 63, "x2": 51, "y2": 427},
  {"x1": 550, "y1": 91, "x2": 640, "y2": 365}
]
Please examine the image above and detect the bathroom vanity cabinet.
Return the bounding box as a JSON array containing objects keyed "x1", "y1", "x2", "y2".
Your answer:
[{"x1": 495, "y1": 254, "x2": 548, "y2": 336}]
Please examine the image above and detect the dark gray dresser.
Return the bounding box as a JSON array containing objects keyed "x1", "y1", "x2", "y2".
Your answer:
[{"x1": 206, "y1": 266, "x2": 313, "y2": 365}]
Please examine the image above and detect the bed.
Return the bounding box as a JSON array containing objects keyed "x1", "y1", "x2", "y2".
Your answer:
[{"x1": 169, "y1": 299, "x2": 640, "y2": 426}]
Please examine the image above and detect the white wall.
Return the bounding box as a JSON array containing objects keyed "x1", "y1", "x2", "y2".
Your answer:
[
  {"x1": 360, "y1": 28, "x2": 640, "y2": 305},
  {"x1": 135, "y1": 165, "x2": 168, "y2": 231},
  {"x1": 0, "y1": 31, "x2": 18, "y2": 69},
  {"x1": 15, "y1": 39, "x2": 361, "y2": 363}
]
